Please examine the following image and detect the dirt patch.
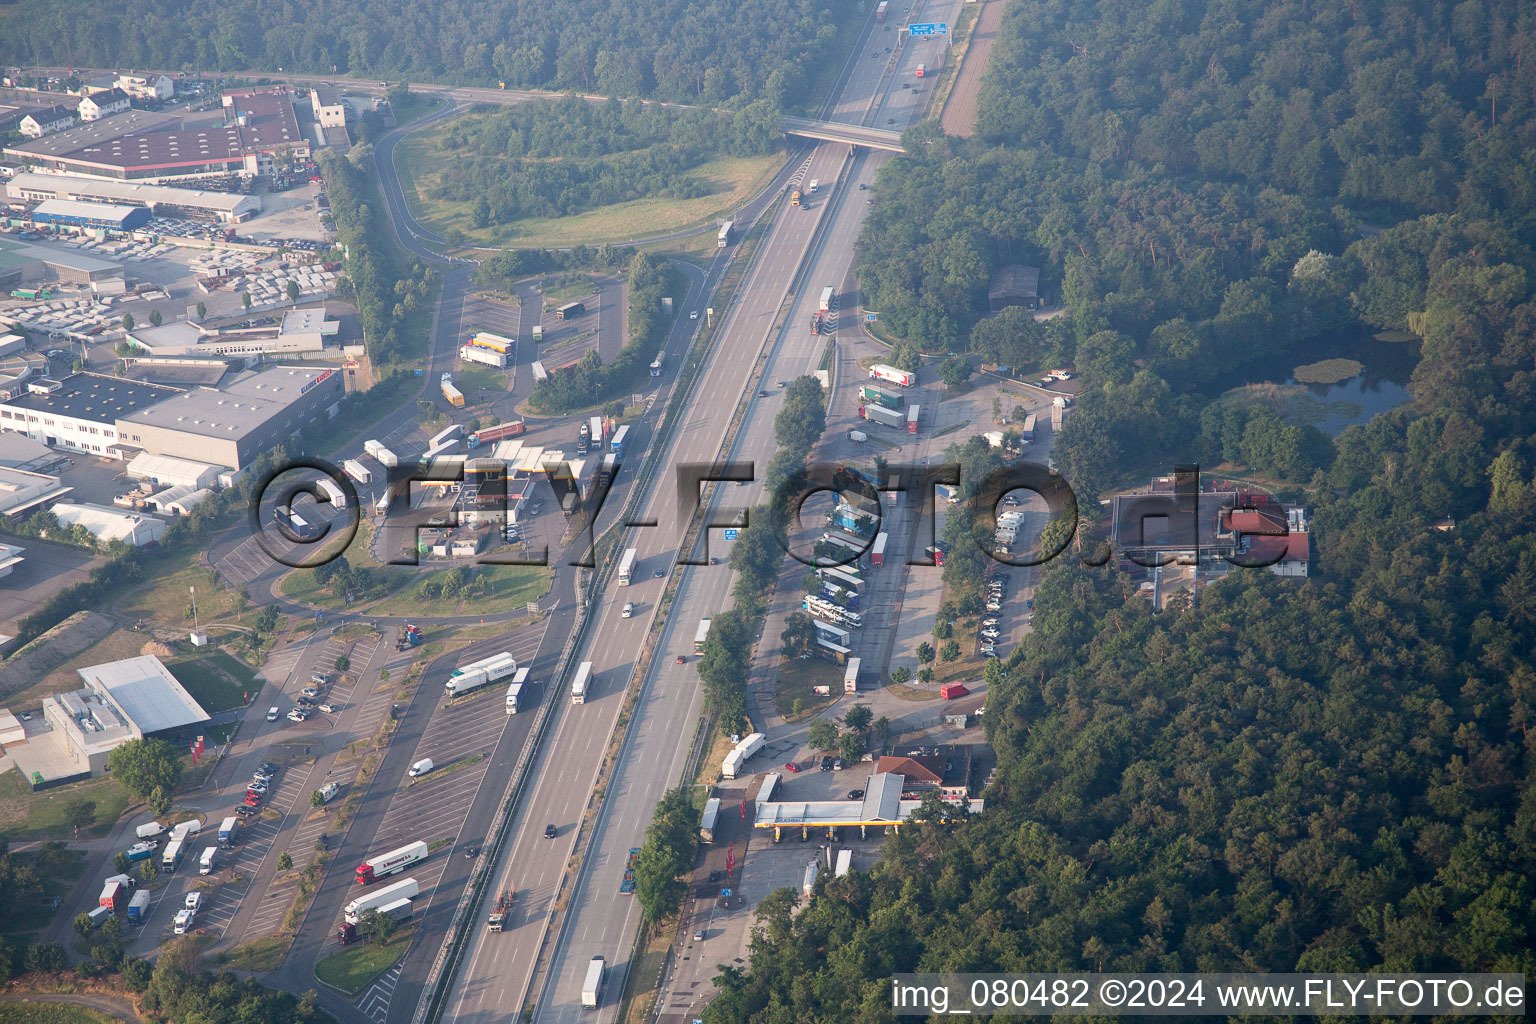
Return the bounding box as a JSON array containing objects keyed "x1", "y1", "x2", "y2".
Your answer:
[
  {"x1": 942, "y1": 0, "x2": 1009, "y2": 138},
  {"x1": 0, "y1": 612, "x2": 117, "y2": 704}
]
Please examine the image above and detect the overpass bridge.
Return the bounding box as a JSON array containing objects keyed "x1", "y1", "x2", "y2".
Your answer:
[{"x1": 781, "y1": 115, "x2": 905, "y2": 152}]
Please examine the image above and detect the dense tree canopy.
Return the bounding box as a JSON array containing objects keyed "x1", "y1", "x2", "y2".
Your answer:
[{"x1": 0, "y1": 0, "x2": 861, "y2": 109}]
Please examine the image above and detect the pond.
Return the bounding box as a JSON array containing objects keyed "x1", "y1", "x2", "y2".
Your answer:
[{"x1": 1211, "y1": 330, "x2": 1420, "y2": 436}]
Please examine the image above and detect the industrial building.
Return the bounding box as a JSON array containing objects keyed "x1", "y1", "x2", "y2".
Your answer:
[
  {"x1": 6, "y1": 172, "x2": 261, "y2": 222},
  {"x1": 31, "y1": 655, "x2": 209, "y2": 778},
  {"x1": 0, "y1": 373, "x2": 181, "y2": 457},
  {"x1": 118, "y1": 364, "x2": 344, "y2": 469},
  {"x1": 310, "y1": 85, "x2": 347, "y2": 128},
  {"x1": 78, "y1": 88, "x2": 132, "y2": 121},
  {"x1": 29, "y1": 198, "x2": 152, "y2": 232},
  {"x1": 126, "y1": 307, "x2": 339, "y2": 357},
  {"x1": 0, "y1": 541, "x2": 23, "y2": 580},
  {"x1": 50, "y1": 501, "x2": 167, "y2": 546},
  {"x1": 3, "y1": 92, "x2": 306, "y2": 183},
  {"x1": 124, "y1": 452, "x2": 222, "y2": 491},
  {"x1": 0, "y1": 464, "x2": 72, "y2": 518}
]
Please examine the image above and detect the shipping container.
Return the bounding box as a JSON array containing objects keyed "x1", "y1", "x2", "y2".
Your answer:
[
  {"x1": 460, "y1": 343, "x2": 510, "y2": 368},
  {"x1": 161, "y1": 838, "x2": 184, "y2": 872},
  {"x1": 441, "y1": 381, "x2": 465, "y2": 407},
  {"x1": 862, "y1": 403, "x2": 905, "y2": 429},
  {"x1": 700, "y1": 797, "x2": 721, "y2": 843},
  {"x1": 467, "y1": 420, "x2": 525, "y2": 448},
  {"x1": 343, "y1": 459, "x2": 372, "y2": 485},
  {"x1": 581, "y1": 957, "x2": 607, "y2": 1009},
  {"x1": 610, "y1": 424, "x2": 630, "y2": 459},
  {"x1": 445, "y1": 651, "x2": 518, "y2": 697},
  {"x1": 857, "y1": 383, "x2": 904, "y2": 409},
  {"x1": 876, "y1": 0, "x2": 889, "y2": 20},
  {"x1": 819, "y1": 286, "x2": 835, "y2": 312},
  {"x1": 531, "y1": 360, "x2": 548, "y2": 382},
  {"x1": 1020, "y1": 413, "x2": 1036, "y2": 441},
  {"x1": 126, "y1": 889, "x2": 151, "y2": 925},
  {"x1": 218, "y1": 816, "x2": 238, "y2": 844},
  {"x1": 344, "y1": 876, "x2": 420, "y2": 923},
  {"x1": 869, "y1": 363, "x2": 916, "y2": 387},
  {"x1": 844, "y1": 657, "x2": 861, "y2": 693},
  {"x1": 835, "y1": 848, "x2": 853, "y2": 877}
]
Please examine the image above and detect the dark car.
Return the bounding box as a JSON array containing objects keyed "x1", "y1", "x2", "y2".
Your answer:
[
  {"x1": 820, "y1": 756, "x2": 834, "y2": 772},
  {"x1": 544, "y1": 824, "x2": 557, "y2": 839},
  {"x1": 847, "y1": 789, "x2": 864, "y2": 800},
  {"x1": 464, "y1": 845, "x2": 479, "y2": 859},
  {"x1": 888, "y1": 118, "x2": 895, "y2": 124}
]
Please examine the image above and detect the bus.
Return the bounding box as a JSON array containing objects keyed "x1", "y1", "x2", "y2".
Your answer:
[
  {"x1": 617, "y1": 548, "x2": 637, "y2": 586},
  {"x1": 694, "y1": 617, "x2": 712, "y2": 654},
  {"x1": 717, "y1": 220, "x2": 734, "y2": 247},
  {"x1": 610, "y1": 425, "x2": 629, "y2": 459}
]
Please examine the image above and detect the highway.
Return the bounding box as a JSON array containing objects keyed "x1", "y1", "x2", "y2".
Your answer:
[{"x1": 418, "y1": 1, "x2": 968, "y2": 1022}]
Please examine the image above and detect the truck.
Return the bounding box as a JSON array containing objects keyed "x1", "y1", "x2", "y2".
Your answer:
[
  {"x1": 441, "y1": 381, "x2": 465, "y2": 407},
  {"x1": 915, "y1": 63, "x2": 927, "y2": 78},
  {"x1": 858, "y1": 384, "x2": 904, "y2": 409},
  {"x1": 694, "y1": 617, "x2": 712, "y2": 654},
  {"x1": 810, "y1": 311, "x2": 823, "y2": 335},
  {"x1": 590, "y1": 416, "x2": 604, "y2": 447},
  {"x1": 199, "y1": 846, "x2": 218, "y2": 875},
  {"x1": 274, "y1": 506, "x2": 322, "y2": 541},
  {"x1": 610, "y1": 424, "x2": 629, "y2": 459},
  {"x1": 848, "y1": 429, "x2": 867, "y2": 443},
  {"x1": 468, "y1": 330, "x2": 515, "y2": 353},
  {"x1": 344, "y1": 876, "x2": 420, "y2": 924},
  {"x1": 871, "y1": 531, "x2": 888, "y2": 567},
  {"x1": 617, "y1": 548, "x2": 637, "y2": 586},
  {"x1": 802, "y1": 859, "x2": 819, "y2": 898},
  {"x1": 99, "y1": 880, "x2": 127, "y2": 914},
  {"x1": 377, "y1": 897, "x2": 415, "y2": 924},
  {"x1": 876, "y1": 0, "x2": 888, "y2": 20},
  {"x1": 430, "y1": 424, "x2": 464, "y2": 449},
  {"x1": 940, "y1": 682, "x2": 969, "y2": 700},
  {"x1": 862, "y1": 403, "x2": 905, "y2": 429},
  {"x1": 396, "y1": 624, "x2": 423, "y2": 650},
  {"x1": 570, "y1": 660, "x2": 592, "y2": 704},
  {"x1": 531, "y1": 360, "x2": 548, "y2": 382},
  {"x1": 717, "y1": 220, "x2": 733, "y2": 247},
  {"x1": 445, "y1": 652, "x2": 518, "y2": 697},
  {"x1": 460, "y1": 342, "x2": 510, "y2": 368},
  {"x1": 343, "y1": 459, "x2": 372, "y2": 485},
  {"x1": 581, "y1": 956, "x2": 607, "y2": 1009},
  {"x1": 487, "y1": 890, "x2": 516, "y2": 931},
  {"x1": 844, "y1": 658, "x2": 861, "y2": 694},
  {"x1": 317, "y1": 476, "x2": 348, "y2": 510},
  {"x1": 819, "y1": 286, "x2": 835, "y2": 312},
  {"x1": 557, "y1": 300, "x2": 586, "y2": 321},
  {"x1": 650, "y1": 355, "x2": 663, "y2": 377},
  {"x1": 577, "y1": 420, "x2": 591, "y2": 455},
  {"x1": 835, "y1": 848, "x2": 853, "y2": 877},
  {"x1": 790, "y1": 188, "x2": 801, "y2": 207},
  {"x1": 907, "y1": 404, "x2": 920, "y2": 434},
  {"x1": 814, "y1": 619, "x2": 851, "y2": 646},
  {"x1": 504, "y1": 667, "x2": 529, "y2": 714},
  {"x1": 126, "y1": 889, "x2": 151, "y2": 925},
  {"x1": 1020, "y1": 413, "x2": 1036, "y2": 442},
  {"x1": 700, "y1": 797, "x2": 721, "y2": 843},
  {"x1": 218, "y1": 816, "x2": 238, "y2": 845},
  {"x1": 316, "y1": 781, "x2": 341, "y2": 804},
  {"x1": 355, "y1": 841, "x2": 429, "y2": 885},
  {"x1": 870, "y1": 363, "x2": 915, "y2": 387},
  {"x1": 364, "y1": 439, "x2": 398, "y2": 468},
  {"x1": 161, "y1": 838, "x2": 184, "y2": 872},
  {"x1": 136, "y1": 821, "x2": 166, "y2": 840},
  {"x1": 467, "y1": 420, "x2": 525, "y2": 448},
  {"x1": 598, "y1": 452, "x2": 618, "y2": 486}
]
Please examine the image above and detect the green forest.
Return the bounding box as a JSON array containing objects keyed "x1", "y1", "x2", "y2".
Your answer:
[
  {"x1": 434, "y1": 97, "x2": 779, "y2": 226},
  {"x1": 0, "y1": 0, "x2": 858, "y2": 108},
  {"x1": 707, "y1": 2, "x2": 1536, "y2": 1020}
]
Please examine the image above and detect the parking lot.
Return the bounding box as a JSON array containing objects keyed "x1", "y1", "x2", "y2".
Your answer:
[{"x1": 0, "y1": 536, "x2": 101, "y2": 636}]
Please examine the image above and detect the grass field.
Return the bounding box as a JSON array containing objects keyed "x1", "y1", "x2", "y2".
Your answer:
[
  {"x1": 395, "y1": 117, "x2": 781, "y2": 248},
  {"x1": 365, "y1": 563, "x2": 552, "y2": 618},
  {"x1": 0, "y1": 846, "x2": 86, "y2": 935},
  {"x1": 773, "y1": 656, "x2": 841, "y2": 719},
  {"x1": 314, "y1": 927, "x2": 413, "y2": 994},
  {"x1": 216, "y1": 934, "x2": 292, "y2": 971},
  {"x1": 0, "y1": 770, "x2": 131, "y2": 842},
  {"x1": 0, "y1": 1003, "x2": 120, "y2": 1024},
  {"x1": 454, "y1": 363, "x2": 509, "y2": 394},
  {"x1": 167, "y1": 651, "x2": 257, "y2": 714},
  {"x1": 539, "y1": 274, "x2": 596, "y2": 308}
]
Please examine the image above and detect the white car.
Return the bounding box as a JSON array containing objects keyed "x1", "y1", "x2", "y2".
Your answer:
[
  {"x1": 301, "y1": 686, "x2": 320, "y2": 698},
  {"x1": 287, "y1": 708, "x2": 308, "y2": 722},
  {"x1": 622, "y1": 602, "x2": 634, "y2": 618},
  {"x1": 246, "y1": 781, "x2": 268, "y2": 795},
  {"x1": 982, "y1": 618, "x2": 998, "y2": 626},
  {"x1": 265, "y1": 706, "x2": 280, "y2": 721},
  {"x1": 173, "y1": 908, "x2": 195, "y2": 934},
  {"x1": 319, "y1": 702, "x2": 339, "y2": 714},
  {"x1": 690, "y1": 310, "x2": 699, "y2": 320},
  {"x1": 184, "y1": 891, "x2": 203, "y2": 912}
]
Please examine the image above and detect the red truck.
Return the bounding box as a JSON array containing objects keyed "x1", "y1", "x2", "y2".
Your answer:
[
  {"x1": 940, "y1": 683, "x2": 969, "y2": 700},
  {"x1": 99, "y1": 880, "x2": 128, "y2": 914},
  {"x1": 467, "y1": 420, "x2": 526, "y2": 449}
]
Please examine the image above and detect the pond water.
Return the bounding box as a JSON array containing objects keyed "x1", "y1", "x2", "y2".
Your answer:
[{"x1": 1212, "y1": 331, "x2": 1420, "y2": 436}]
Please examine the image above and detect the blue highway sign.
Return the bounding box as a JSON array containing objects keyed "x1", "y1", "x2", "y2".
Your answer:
[{"x1": 908, "y1": 22, "x2": 948, "y2": 35}]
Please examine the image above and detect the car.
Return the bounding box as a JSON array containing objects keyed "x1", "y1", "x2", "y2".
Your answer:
[
  {"x1": 982, "y1": 631, "x2": 1001, "y2": 640},
  {"x1": 236, "y1": 804, "x2": 259, "y2": 818},
  {"x1": 622, "y1": 602, "x2": 634, "y2": 618},
  {"x1": 758, "y1": 390, "x2": 768, "y2": 397},
  {"x1": 296, "y1": 696, "x2": 316, "y2": 708},
  {"x1": 784, "y1": 761, "x2": 801, "y2": 773},
  {"x1": 776, "y1": 380, "x2": 786, "y2": 387},
  {"x1": 259, "y1": 761, "x2": 279, "y2": 774},
  {"x1": 464, "y1": 845, "x2": 479, "y2": 858},
  {"x1": 888, "y1": 118, "x2": 895, "y2": 124},
  {"x1": 544, "y1": 824, "x2": 557, "y2": 839},
  {"x1": 287, "y1": 710, "x2": 307, "y2": 723},
  {"x1": 253, "y1": 767, "x2": 276, "y2": 781},
  {"x1": 310, "y1": 674, "x2": 328, "y2": 686},
  {"x1": 246, "y1": 781, "x2": 268, "y2": 795},
  {"x1": 820, "y1": 756, "x2": 834, "y2": 772},
  {"x1": 690, "y1": 310, "x2": 699, "y2": 320},
  {"x1": 301, "y1": 686, "x2": 320, "y2": 698},
  {"x1": 18, "y1": 711, "x2": 31, "y2": 721},
  {"x1": 266, "y1": 706, "x2": 280, "y2": 721},
  {"x1": 709, "y1": 557, "x2": 718, "y2": 565},
  {"x1": 846, "y1": 789, "x2": 864, "y2": 800},
  {"x1": 833, "y1": 758, "x2": 844, "y2": 771},
  {"x1": 185, "y1": 891, "x2": 203, "y2": 912},
  {"x1": 694, "y1": 929, "x2": 706, "y2": 941},
  {"x1": 983, "y1": 618, "x2": 998, "y2": 626},
  {"x1": 1002, "y1": 496, "x2": 1020, "y2": 506},
  {"x1": 987, "y1": 602, "x2": 1002, "y2": 612},
  {"x1": 319, "y1": 702, "x2": 338, "y2": 714},
  {"x1": 858, "y1": 183, "x2": 867, "y2": 190},
  {"x1": 126, "y1": 841, "x2": 156, "y2": 859},
  {"x1": 173, "y1": 908, "x2": 195, "y2": 934},
  {"x1": 866, "y1": 198, "x2": 873, "y2": 204},
  {"x1": 675, "y1": 655, "x2": 686, "y2": 664},
  {"x1": 244, "y1": 793, "x2": 262, "y2": 807},
  {"x1": 654, "y1": 568, "x2": 665, "y2": 578}
]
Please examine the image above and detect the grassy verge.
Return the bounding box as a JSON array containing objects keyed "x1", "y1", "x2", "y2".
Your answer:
[
  {"x1": 930, "y1": 419, "x2": 972, "y2": 440},
  {"x1": 0, "y1": 847, "x2": 86, "y2": 935},
  {"x1": 397, "y1": 118, "x2": 781, "y2": 248},
  {"x1": 407, "y1": 753, "x2": 484, "y2": 787},
  {"x1": 616, "y1": 920, "x2": 675, "y2": 1024},
  {"x1": 166, "y1": 651, "x2": 257, "y2": 714},
  {"x1": 362, "y1": 563, "x2": 552, "y2": 617},
  {"x1": 453, "y1": 363, "x2": 509, "y2": 394},
  {"x1": 215, "y1": 934, "x2": 292, "y2": 971},
  {"x1": 773, "y1": 656, "x2": 841, "y2": 719},
  {"x1": 538, "y1": 274, "x2": 596, "y2": 308},
  {"x1": 313, "y1": 926, "x2": 413, "y2": 996},
  {"x1": 0, "y1": 1004, "x2": 120, "y2": 1024},
  {"x1": 0, "y1": 771, "x2": 130, "y2": 842}
]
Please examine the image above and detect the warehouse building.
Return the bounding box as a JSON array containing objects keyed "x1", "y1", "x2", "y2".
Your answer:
[
  {"x1": 78, "y1": 88, "x2": 132, "y2": 121},
  {"x1": 32, "y1": 655, "x2": 209, "y2": 778},
  {"x1": 2, "y1": 93, "x2": 305, "y2": 183},
  {"x1": 124, "y1": 452, "x2": 221, "y2": 490},
  {"x1": 0, "y1": 464, "x2": 71, "y2": 517},
  {"x1": 118, "y1": 365, "x2": 343, "y2": 470},
  {"x1": 6, "y1": 172, "x2": 261, "y2": 222},
  {"x1": 50, "y1": 501, "x2": 167, "y2": 546},
  {"x1": 30, "y1": 198, "x2": 152, "y2": 232},
  {"x1": 0, "y1": 373, "x2": 180, "y2": 456},
  {"x1": 126, "y1": 307, "x2": 338, "y2": 357}
]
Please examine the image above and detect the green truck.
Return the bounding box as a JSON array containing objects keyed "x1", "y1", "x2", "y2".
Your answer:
[{"x1": 857, "y1": 384, "x2": 904, "y2": 410}]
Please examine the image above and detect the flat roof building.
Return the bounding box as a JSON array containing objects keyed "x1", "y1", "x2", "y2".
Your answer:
[
  {"x1": 0, "y1": 373, "x2": 181, "y2": 457},
  {"x1": 39, "y1": 654, "x2": 209, "y2": 777},
  {"x1": 0, "y1": 464, "x2": 71, "y2": 517},
  {"x1": 7, "y1": 172, "x2": 261, "y2": 222},
  {"x1": 125, "y1": 307, "x2": 338, "y2": 357},
  {"x1": 118, "y1": 364, "x2": 344, "y2": 469},
  {"x1": 30, "y1": 198, "x2": 152, "y2": 231},
  {"x1": 51, "y1": 501, "x2": 167, "y2": 546},
  {"x1": 310, "y1": 85, "x2": 347, "y2": 129}
]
